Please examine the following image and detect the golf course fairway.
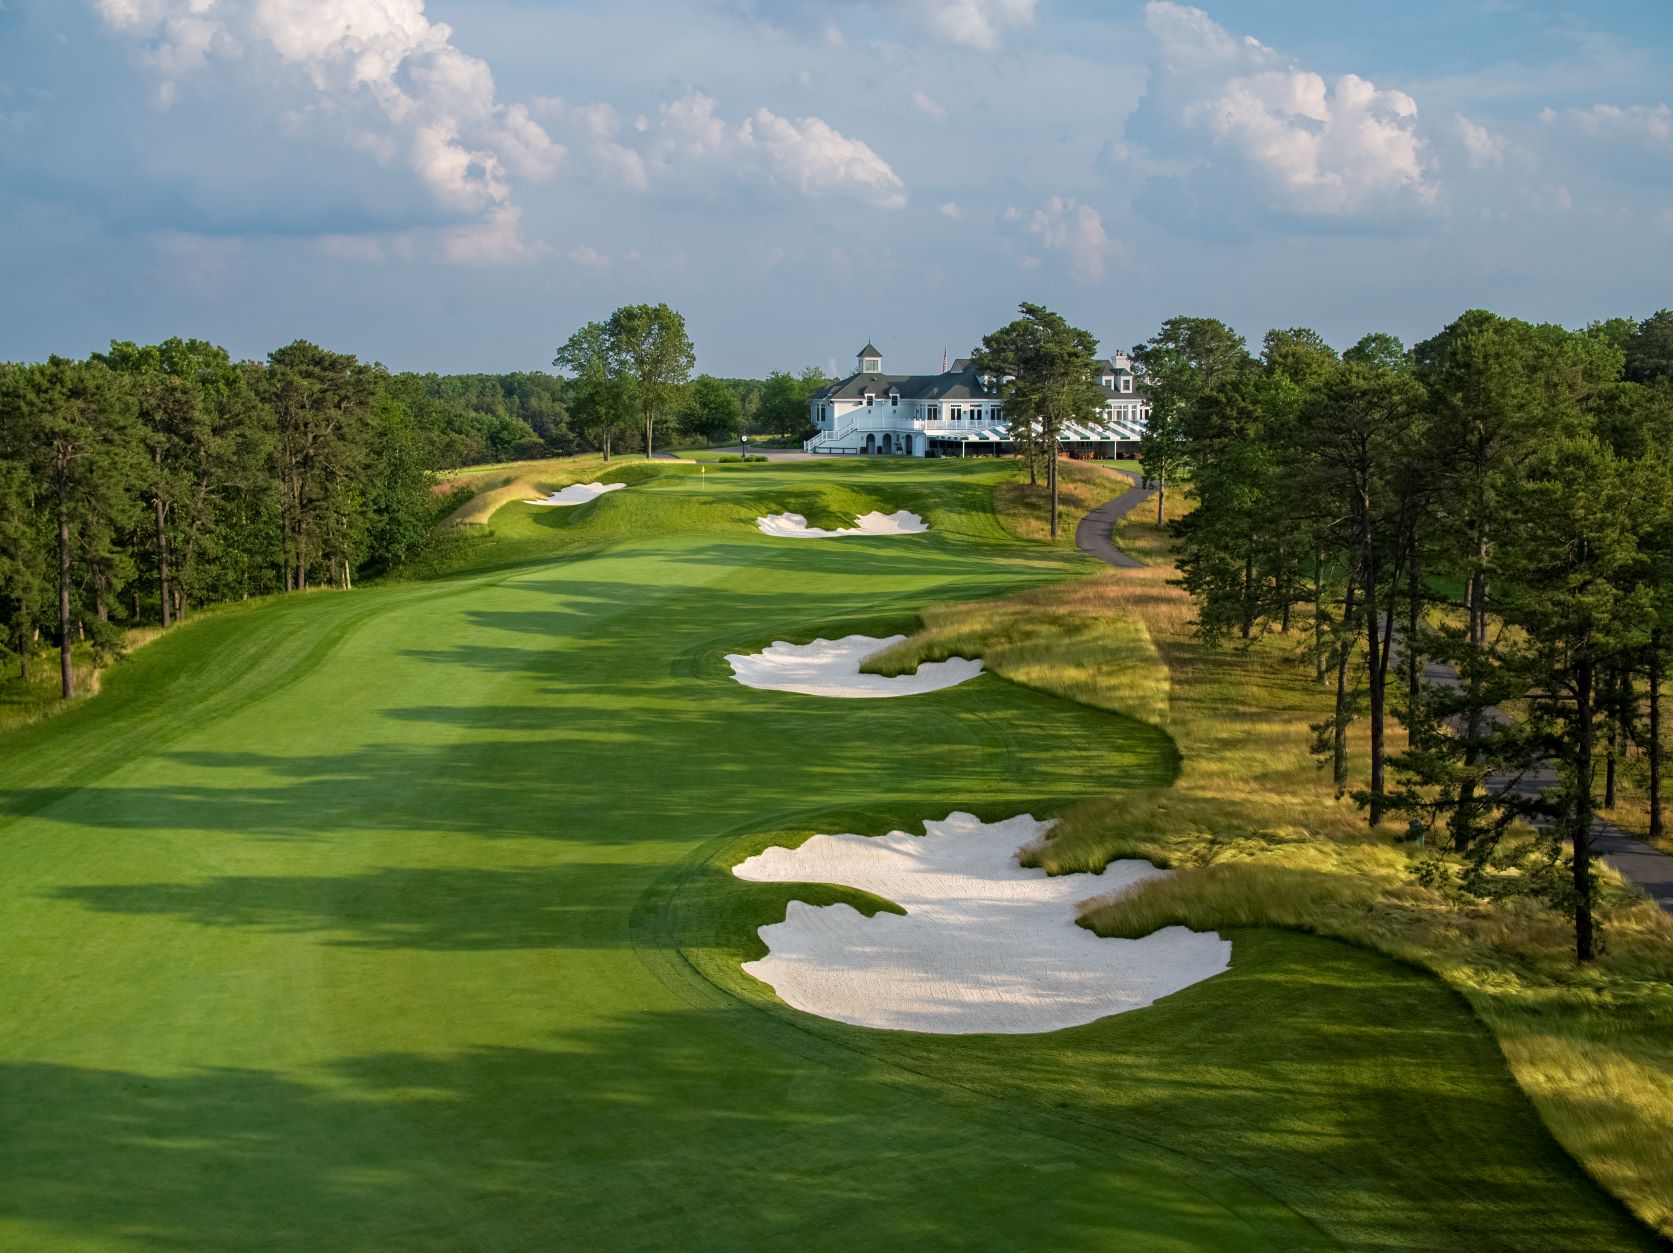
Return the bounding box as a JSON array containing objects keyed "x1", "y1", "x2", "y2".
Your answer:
[{"x1": 0, "y1": 460, "x2": 1656, "y2": 1251}]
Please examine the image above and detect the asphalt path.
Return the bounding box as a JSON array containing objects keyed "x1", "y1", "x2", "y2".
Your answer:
[{"x1": 1074, "y1": 471, "x2": 1156, "y2": 570}]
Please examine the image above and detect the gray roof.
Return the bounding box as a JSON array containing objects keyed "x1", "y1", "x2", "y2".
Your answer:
[
  {"x1": 811, "y1": 355, "x2": 1149, "y2": 404},
  {"x1": 858, "y1": 342, "x2": 882, "y2": 358},
  {"x1": 812, "y1": 359, "x2": 1002, "y2": 404}
]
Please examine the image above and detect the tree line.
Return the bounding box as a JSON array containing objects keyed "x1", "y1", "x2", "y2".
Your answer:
[
  {"x1": 0, "y1": 340, "x2": 458, "y2": 699},
  {"x1": 1139, "y1": 309, "x2": 1673, "y2": 961},
  {"x1": 0, "y1": 316, "x2": 857, "y2": 702},
  {"x1": 554, "y1": 303, "x2": 830, "y2": 455}
]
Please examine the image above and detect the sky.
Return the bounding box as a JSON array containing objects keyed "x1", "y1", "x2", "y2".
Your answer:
[{"x1": 1, "y1": 0, "x2": 1670, "y2": 377}]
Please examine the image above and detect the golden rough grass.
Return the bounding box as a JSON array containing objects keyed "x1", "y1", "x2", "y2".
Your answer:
[
  {"x1": 0, "y1": 624, "x2": 165, "y2": 734},
  {"x1": 440, "y1": 456, "x2": 622, "y2": 528},
  {"x1": 863, "y1": 573, "x2": 1170, "y2": 728},
  {"x1": 442, "y1": 475, "x2": 525, "y2": 527},
  {"x1": 1601, "y1": 770, "x2": 1667, "y2": 850},
  {"x1": 994, "y1": 457, "x2": 1141, "y2": 547},
  {"x1": 931, "y1": 481, "x2": 1673, "y2": 1239}
]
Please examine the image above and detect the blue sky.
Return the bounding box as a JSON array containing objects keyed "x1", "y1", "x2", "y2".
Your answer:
[{"x1": 1, "y1": 1, "x2": 1670, "y2": 376}]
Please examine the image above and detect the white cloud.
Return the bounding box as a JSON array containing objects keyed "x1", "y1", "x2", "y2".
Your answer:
[
  {"x1": 1131, "y1": 2, "x2": 1435, "y2": 225},
  {"x1": 731, "y1": 0, "x2": 1034, "y2": 53},
  {"x1": 1562, "y1": 102, "x2": 1672, "y2": 143},
  {"x1": 657, "y1": 89, "x2": 733, "y2": 159},
  {"x1": 563, "y1": 244, "x2": 610, "y2": 270},
  {"x1": 1532, "y1": 101, "x2": 1672, "y2": 204},
  {"x1": 742, "y1": 108, "x2": 906, "y2": 207},
  {"x1": 652, "y1": 90, "x2": 905, "y2": 209},
  {"x1": 912, "y1": 88, "x2": 947, "y2": 123},
  {"x1": 95, "y1": 0, "x2": 562, "y2": 250},
  {"x1": 915, "y1": 0, "x2": 1036, "y2": 52},
  {"x1": 938, "y1": 201, "x2": 962, "y2": 219},
  {"x1": 444, "y1": 206, "x2": 549, "y2": 265},
  {"x1": 532, "y1": 97, "x2": 648, "y2": 190},
  {"x1": 1453, "y1": 114, "x2": 1505, "y2": 169},
  {"x1": 1018, "y1": 196, "x2": 1116, "y2": 280}
]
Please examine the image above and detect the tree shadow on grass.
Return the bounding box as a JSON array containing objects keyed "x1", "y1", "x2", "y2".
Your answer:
[
  {"x1": 675, "y1": 849, "x2": 1666, "y2": 1253},
  {"x1": 4, "y1": 947, "x2": 1661, "y2": 1253},
  {"x1": 49, "y1": 863, "x2": 651, "y2": 951},
  {"x1": 0, "y1": 675, "x2": 1176, "y2": 845},
  {"x1": 0, "y1": 1013, "x2": 1332, "y2": 1253}
]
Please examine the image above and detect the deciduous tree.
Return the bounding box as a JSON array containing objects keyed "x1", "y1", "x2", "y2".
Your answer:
[
  {"x1": 682, "y1": 374, "x2": 743, "y2": 445},
  {"x1": 604, "y1": 303, "x2": 695, "y2": 459},
  {"x1": 554, "y1": 322, "x2": 635, "y2": 462}
]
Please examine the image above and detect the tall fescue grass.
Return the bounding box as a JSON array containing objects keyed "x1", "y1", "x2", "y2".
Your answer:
[
  {"x1": 994, "y1": 458, "x2": 1142, "y2": 547},
  {"x1": 1601, "y1": 768, "x2": 1665, "y2": 849},
  {"x1": 0, "y1": 624, "x2": 167, "y2": 734},
  {"x1": 864, "y1": 576, "x2": 1171, "y2": 729},
  {"x1": 438, "y1": 456, "x2": 641, "y2": 528},
  {"x1": 925, "y1": 482, "x2": 1673, "y2": 1240}
]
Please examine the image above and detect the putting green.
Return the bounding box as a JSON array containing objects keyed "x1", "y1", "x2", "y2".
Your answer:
[{"x1": 0, "y1": 461, "x2": 1655, "y2": 1251}]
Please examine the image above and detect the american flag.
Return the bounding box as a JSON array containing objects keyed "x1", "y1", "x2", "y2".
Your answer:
[{"x1": 942, "y1": 347, "x2": 949, "y2": 373}]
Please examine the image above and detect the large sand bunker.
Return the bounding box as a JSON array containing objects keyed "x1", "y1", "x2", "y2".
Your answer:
[
  {"x1": 757, "y1": 510, "x2": 928, "y2": 538},
  {"x1": 526, "y1": 482, "x2": 626, "y2": 507},
  {"x1": 726, "y1": 635, "x2": 982, "y2": 698},
  {"x1": 734, "y1": 812, "x2": 1230, "y2": 1034}
]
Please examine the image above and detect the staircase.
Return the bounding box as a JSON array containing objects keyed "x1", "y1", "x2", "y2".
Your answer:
[{"x1": 803, "y1": 420, "x2": 858, "y2": 453}]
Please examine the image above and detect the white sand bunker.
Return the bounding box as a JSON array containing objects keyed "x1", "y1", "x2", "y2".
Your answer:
[
  {"x1": 726, "y1": 635, "x2": 981, "y2": 698},
  {"x1": 734, "y1": 812, "x2": 1230, "y2": 1034},
  {"x1": 526, "y1": 481, "x2": 626, "y2": 507},
  {"x1": 757, "y1": 510, "x2": 928, "y2": 538}
]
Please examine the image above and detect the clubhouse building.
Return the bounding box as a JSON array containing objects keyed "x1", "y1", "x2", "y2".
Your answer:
[{"x1": 804, "y1": 342, "x2": 1149, "y2": 459}]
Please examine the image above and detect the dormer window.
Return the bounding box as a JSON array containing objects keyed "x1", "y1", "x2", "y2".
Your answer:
[
  {"x1": 891, "y1": 394, "x2": 899, "y2": 406},
  {"x1": 865, "y1": 392, "x2": 875, "y2": 406},
  {"x1": 1120, "y1": 376, "x2": 1133, "y2": 393}
]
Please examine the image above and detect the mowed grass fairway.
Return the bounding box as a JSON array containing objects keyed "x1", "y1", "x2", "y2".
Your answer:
[{"x1": 0, "y1": 461, "x2": 1657, "y2": 1251}]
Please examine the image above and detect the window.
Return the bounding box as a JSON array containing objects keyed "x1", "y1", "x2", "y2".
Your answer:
[
  {"x1": 951, "y1": 406, "x2": 963, "y2": 421},
  {"x1": 891, "y1": 394, "x2": 899, "y2": 407},
  {"x1": 969, "y1": 407, "x2": 982, "y2": 422},
  {"x1": 866, "y1": 393, "x2": 875, "y2": 407},
  {"x1": 992, "y1": 406, "x2": 1002, "y2": 421},
  {"x1": 1120, "y1": 376, "x2": 1133, "y2": 393}
]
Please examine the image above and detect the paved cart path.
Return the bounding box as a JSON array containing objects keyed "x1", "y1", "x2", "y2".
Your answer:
[
  {"x1": 1077, "y1": 481, "x2": 1673, "y2": 914},
  {"x1": 1074, "y1": 471, "x2": 1157, "y2": 570}
]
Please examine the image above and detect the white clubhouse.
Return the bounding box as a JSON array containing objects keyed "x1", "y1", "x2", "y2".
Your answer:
[{"x1": 805, "y1": 343, "x2": 1150, "y2": 458}]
